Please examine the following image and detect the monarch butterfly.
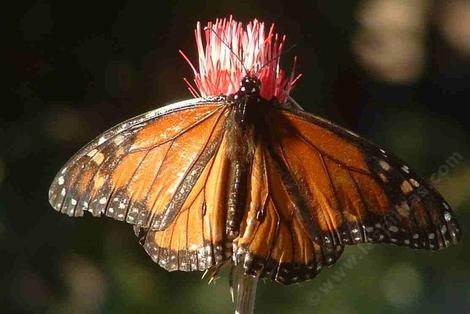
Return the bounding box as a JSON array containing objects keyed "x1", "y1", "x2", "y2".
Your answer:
[{"x1": 49, "y1": 17, "x2": 460, "y2": 285}]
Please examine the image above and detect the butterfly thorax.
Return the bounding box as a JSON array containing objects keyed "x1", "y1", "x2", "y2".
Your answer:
[{"x1": 229, "y1": 75, "x2": 268, "y2": 125}]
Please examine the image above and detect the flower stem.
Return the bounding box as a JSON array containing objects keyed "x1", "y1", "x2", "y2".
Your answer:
[{"x1": 235, "y1": 267, "x2": 259, "y2": 314}]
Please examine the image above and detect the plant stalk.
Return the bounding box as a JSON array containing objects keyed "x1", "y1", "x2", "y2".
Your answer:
[{"x1": 235, "y1": 267, "x2": 259, "y2": 314}]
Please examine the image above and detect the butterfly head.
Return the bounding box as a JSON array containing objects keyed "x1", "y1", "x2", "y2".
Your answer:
[{"x1": 239, "y1": 75, "x2": 261, "y2": 97}]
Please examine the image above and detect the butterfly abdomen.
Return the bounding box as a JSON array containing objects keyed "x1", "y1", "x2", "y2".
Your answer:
[{"x1": 224, "y1": 100, "x2": 256, "y2": 240}]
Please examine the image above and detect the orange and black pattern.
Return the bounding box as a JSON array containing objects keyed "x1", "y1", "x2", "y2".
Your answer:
[
  {"x1": 233, "y1": 106, "x2": 461, "y2": 283},
  {"x1": 49, "y1": 90, "x2": 461, "y2": 285}
]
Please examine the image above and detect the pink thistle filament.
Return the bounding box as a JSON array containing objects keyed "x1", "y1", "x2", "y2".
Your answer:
[{"x1": 180, "y1": 17, "x2": 302, "y2": 103}]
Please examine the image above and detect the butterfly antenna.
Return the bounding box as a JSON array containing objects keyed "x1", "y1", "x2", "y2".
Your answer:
[
  {"x1": 254, "y1": 43, "x2": 297, "y2": 77},
  {"x1": 287, "y1": 95, "x2": 304, "y2": 111},
  {"x1": 204, "y1": 25, "x2": 248, "y2": 75}
]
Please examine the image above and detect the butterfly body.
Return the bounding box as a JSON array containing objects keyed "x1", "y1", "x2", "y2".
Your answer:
[{"x1": 224, "y1": 75, "x2": 269, "y2": 240}]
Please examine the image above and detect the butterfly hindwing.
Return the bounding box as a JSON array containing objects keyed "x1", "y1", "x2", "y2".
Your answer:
[{"x1": 236, "y1": 139, "x2": 343, "y2": 284}]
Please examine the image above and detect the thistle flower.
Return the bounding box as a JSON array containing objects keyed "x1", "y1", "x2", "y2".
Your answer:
[{"x1": 180, "y1": 16, "x2": 302, "y2": 103}]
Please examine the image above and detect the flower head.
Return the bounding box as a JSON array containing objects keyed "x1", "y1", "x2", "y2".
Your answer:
[{"x1": 180, "y1": 17, "x2": 301, "y2": 103}]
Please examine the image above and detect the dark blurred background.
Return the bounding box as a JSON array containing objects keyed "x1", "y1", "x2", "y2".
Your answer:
[{"x1": 3, "y1": 1, "x2": 469, "y2": 313}]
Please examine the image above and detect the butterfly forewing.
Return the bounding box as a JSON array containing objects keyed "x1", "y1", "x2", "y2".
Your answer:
[
  {"x1": 270, "y1": 107, "x2": 461, "y2": 250},
  {"x1": 49, "y1": 97, "x2": 228, "y2": 231},
  {"x1": 143, "y1": 132, "x2": 232, "y2": 272}
]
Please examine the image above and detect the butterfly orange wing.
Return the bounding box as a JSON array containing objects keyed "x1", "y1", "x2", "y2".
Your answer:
[
  {"x1": 49, "y1": 98, "x2": 229, "y2": 235},
  {"x1": 142, "y1": 132, "x2": 234, "y2": 271},
  {"x1": 236, "y1": 140, "x2": 335, "y2": 284},
  {"x1": 236, "y1": 104, "x2": 461, "y2": 284}
]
